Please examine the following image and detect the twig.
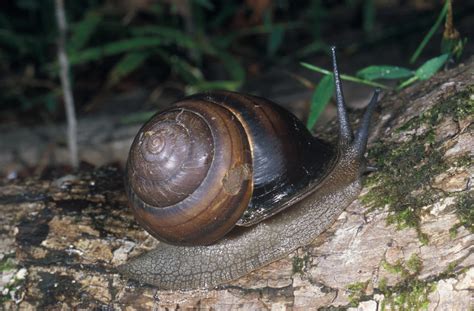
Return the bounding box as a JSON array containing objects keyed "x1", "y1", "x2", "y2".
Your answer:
[{"x1": 54, "y1": 0, "x2": 79, "y2": 168}]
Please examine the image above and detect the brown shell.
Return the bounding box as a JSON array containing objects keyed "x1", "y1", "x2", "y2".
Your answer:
[
  {"x1": 125, "y1": 91, "x2": 335, "y2": 246},
  {"x1": 187, "y1": 92, "x2": 334, "y2": 226},
  {"x1": 126, "y1": 99, "x2": 253, "y2": 245}
]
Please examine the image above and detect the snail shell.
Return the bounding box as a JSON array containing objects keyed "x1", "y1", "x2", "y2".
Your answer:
[
  {"x1": 120, "y1": 47, "x2": 380, "y2": 290},
  {"x1": 125, "y1": 91, "x2": 334, "y2": 245}
]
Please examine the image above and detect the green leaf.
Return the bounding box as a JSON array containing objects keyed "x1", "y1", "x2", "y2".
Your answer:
[
  {"x1": 301, "y1": 62, "x2": 390, "y2": 89},
  {"x1": 209, "y1": 3, "x2": 238, "y2": 29},
  {"x1": 69, "y1": 11, "x2": 102, "y2": 52},
  {"x1": 357, "y1": 66, "x2": 413, "y2": 80},
  {"x1": 409, "y1": 1, "x2": 449, "y2": 64},
  {"x1": 43, "y1": 92, "x2": 57, "y2": 113},
  {"x1": 120, "y1": 111, "x2": 156, "y2": 125},
  {"x1": 106, "y1": 51, "x2": 150, "y2": 87},
  {"x1": 193, "y1": 0, "x2": 214, "y2": 10},
  {"x1": 156, "y1": 49, "x2": 203, "y2": 84},
  {"x1": 217, "y1": 51, "x2": 245, "y2": 85},
  {"x1": 17, "y1": 0, "x2": 39, "y2": 10},
  {"x1": 267, "y1": 25, "x2": 284, "y2": 57},
  {"x1": 189, "y1": 80, "x2": 241, "y2": 93},
  {"x1": 157, "y1": 48, "x2": 244, "y2": 93},
  {"x1": 362, "y1": 0, "x2": 375, "y2": 36},
  {"x1": 293, "y1": 41, "x2": 328, "y2": 59},
  {"x1": 69, "y1": 38, "x2": 164, "y2": 65},
  {"x1": 415, "y1": 54, "x2": 449, "y2": 80},
  {"x1": 441, "y1": 36, "x2": 466, "y2": 60},
  {"x1": 130, "y1": 26, "x2": 216, "y2": 55},
  {"x1": 0, "y1": 29, "x2": 27, "y2": 52},
  {"x1": 307, "y1": 74, "x2": 334, "y2": 130}
]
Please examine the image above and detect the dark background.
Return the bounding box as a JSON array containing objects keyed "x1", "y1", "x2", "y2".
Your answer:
[{"x1": 0, "y1": 0, "x2": 473, "y2": 176}]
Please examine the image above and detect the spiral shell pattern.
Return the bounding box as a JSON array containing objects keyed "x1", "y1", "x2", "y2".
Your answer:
[
  {"x1": 128, "y1": 110, "x2": 213, "y2": 207},
  {"x1": 126, "y1": 99, "x2": 253, "y2": 245}
]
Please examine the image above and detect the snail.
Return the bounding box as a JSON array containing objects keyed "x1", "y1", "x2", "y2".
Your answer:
[{"x1": 119, "y1": 47, "x2": 380, "y2": 290}]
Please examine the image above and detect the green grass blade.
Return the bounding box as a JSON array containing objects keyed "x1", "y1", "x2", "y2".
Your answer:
[
  {"x1": 106, "y1": 51, "x2": 150, "y2": 87},
  {"x1": 292, "y1": 41, "x2": 329, "y2": 59},
  {"x1": 193, "y1": 0, "x2": 214, "y2": 10},
  {"x1": 363, "y1": 0, "x2": 375, "y2": 36},
  {"x1": 68, "y1": 11, "x2": 102, "y2": 52},
  {"x1": 155, "y1": 49, "x2": 203, "y2": 84},
  {"x1": 190, "y1": 80, "x2": 241, "y2": 93},
  {"x1": 217, "y1": 51, "x2": 246, "y2": 86},
  {"x1": 0, "y1": 29, "x2": 27, "y2": 52},
  {"x1": 209, "y1": 3, "x2": 238, "y2": 29},
  {"x1": 129, "y1": 26, "x2": 216, "y2": 55},
  {"x1": 306, "y1": 74, "x2": 334, "y2": 130},
  {"x1": 69, "y1": 38, "x2": 164, "y2": 65},
  {"x1": 409, "y1": 1, "x2": 449, "y2": 64},
  {"x1": 120, "y1": 111, "x2": 155, "y2": 125},
  {"x1": 267, "y1": 25, "x2": 284, "y2": 57},
  {"x1": 397, "y1": 75, "x2": 419, "y2": 90}
]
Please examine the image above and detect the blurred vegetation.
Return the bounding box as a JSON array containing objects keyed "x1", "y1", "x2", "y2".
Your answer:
[
  {"x1": 0, "y1": 0, "x2": 469, "y2": 126},
  {"x1": 302, "y1": 0, "x2": 467, "y2": 129}
]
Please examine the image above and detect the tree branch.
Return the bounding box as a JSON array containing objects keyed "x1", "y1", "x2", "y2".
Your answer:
[{"x1": 55, "y1": 0, "x2": 78, "y2": 168}]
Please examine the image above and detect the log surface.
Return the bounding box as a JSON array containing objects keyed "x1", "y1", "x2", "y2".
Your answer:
[{"x1": 0, "y1": 59, "x2": 472, "y2": 310}]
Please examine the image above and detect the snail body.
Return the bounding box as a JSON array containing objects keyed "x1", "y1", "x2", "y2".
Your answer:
[{"x1": 119, "y1": 47, "x2": 380, "y2": 290}]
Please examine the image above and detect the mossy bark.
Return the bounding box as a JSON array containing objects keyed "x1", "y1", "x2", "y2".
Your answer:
[{"x1": 0, "y1": 59, "x2": 472, "y2": 310}]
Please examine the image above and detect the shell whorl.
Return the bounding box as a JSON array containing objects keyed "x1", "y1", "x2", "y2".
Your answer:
[
  {"x1": 126, "y1": 100, "x2": 253, "y2": 245},
  {"x1": 128, "y1": 110, "x2": 214, "y2": 207}
]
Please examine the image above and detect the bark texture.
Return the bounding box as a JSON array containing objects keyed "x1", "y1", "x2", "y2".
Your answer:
[{"x1": 0, "y1": 59, "x2": 472, "y2": 310}]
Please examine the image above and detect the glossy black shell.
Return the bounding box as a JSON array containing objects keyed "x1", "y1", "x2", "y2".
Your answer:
[{"x1": 187, "y1": 91, "x2": 336, "y2": 226}]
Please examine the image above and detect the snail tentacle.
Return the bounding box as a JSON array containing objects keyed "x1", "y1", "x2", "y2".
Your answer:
[
  {"x1": 331, "y1": 46, "x2": 354, "y2": 145},
  {"x1": 354, "y1": 88, "x2": 380, "y2": 157}
]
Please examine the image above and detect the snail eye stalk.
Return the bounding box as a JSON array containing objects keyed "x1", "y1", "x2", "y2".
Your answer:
[
  {"x1": 331, "y1": 46, "x2": 379, "y2": 157},
  {"x1": 331, "y1": 46, "x2": 353, "y2": 146},
  {"x1": 354, "y1": 89, "x2": 380, "y2": 157}
]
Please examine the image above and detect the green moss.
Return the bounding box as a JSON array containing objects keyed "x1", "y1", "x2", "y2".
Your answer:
[
  {"x1": 362, "y1": 89, "x2": 473, "y2": 243},
  {"x1": 292, "y1": 254, "x2": 309, "y2": 274},
  {"x1": 440, "y1": 261, "x2": 458, "y2": 278},
  {"x1": 0, "y1": 255, "x2": 16, "y2": 272},
  {"x1": 0, "y1": 261, "x2": 12, "y2": 302},
  {"x1": 433, "y1": 88, "x2": 474, "y2": 121},
  {"x1": 364, "y1": 136, "x2": 445, "y2": 241},
  {"x1": 453, "y1": 154, "x2": 473, "y2": 168},
  {"x1": 406, "y1": 254, "x2": 423, "y2": 274},
  {"x1": 449, "y1": 226, "x2": 458, "y2": 238},
  {"x1": 398, "y1": 88, "x2": 474, "y2": 131},
  {"x1": 455, "y1": 192, "x2": 474, "y2": 233},
  {"x1": 349, "y1": 256, "x2": 466, "y2": 309},
  {"x1": 318, "y1": 307, "x2": 347, "y2": 311},
  {"x1": 0, "y1": 254, "x2": 24, "y2": 304},
  {"x1": 379, "y1": 277, "x2": 388, "y2": 292},
  {"x1": 376, "y1": 251, "x2": 469, "y2": 310},
  {"x1": 347, "y1": 280, "x2": 369, "y2": 307},
  {"x1": 377, "y1": 254, "x2": 437, "y2": 310},
  {"x1": 382, "y1": 253, "x2": 423, "y2": 279},
  {"x1": 448, "y1": 192, "x2": 474, "y2": 236},
  {"x1": 382, "y1": 259, "x2": 407, "y2": 276},
  {"x1": 0, "y1": 269, "x2": 26, "y2": 304},
  {"x1": 379, "y1": 279, "x2": 436, "y2": 311}
]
